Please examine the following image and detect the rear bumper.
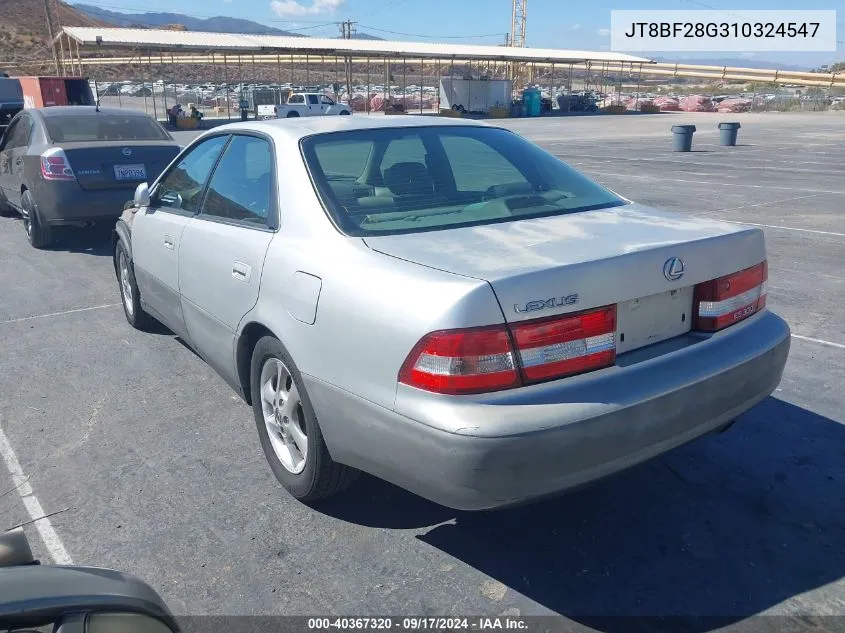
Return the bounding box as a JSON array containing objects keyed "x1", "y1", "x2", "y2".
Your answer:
[
  {"x1": 306, "y1": 311, "x2": 791, "y2": 510},
  {"x1": 31, "y1": 182, "x2": 132, "y2": 224}
]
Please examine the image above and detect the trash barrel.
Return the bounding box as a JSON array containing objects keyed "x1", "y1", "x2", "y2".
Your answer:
[
  {"x1": 718, "y1": 122, "x2": 741, "y2": 146},
  {"x1": 671, "y1": 125, "x2": 696, "y2": 152}
]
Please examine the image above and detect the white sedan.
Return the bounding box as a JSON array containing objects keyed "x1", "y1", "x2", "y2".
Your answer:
[{"x1": 113, "y1": 116, "x2": 790, "y2": 510}]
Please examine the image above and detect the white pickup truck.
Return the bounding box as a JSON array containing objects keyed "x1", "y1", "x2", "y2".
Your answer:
[{"x1": 267, "y1": 93, "x2": 352, "y2": 118}]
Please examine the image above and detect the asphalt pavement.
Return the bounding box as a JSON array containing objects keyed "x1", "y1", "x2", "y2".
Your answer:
[{"x1": 0, "y1": 111, "x2": 843, "y2": 630}]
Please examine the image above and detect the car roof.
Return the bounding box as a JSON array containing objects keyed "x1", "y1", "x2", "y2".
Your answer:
[
  {"x1": 37, "y1": 106, "x2": 152, "y2": 118},
  {"x1": 211, "y1": 115, "x2": 491, "y2": 141}
]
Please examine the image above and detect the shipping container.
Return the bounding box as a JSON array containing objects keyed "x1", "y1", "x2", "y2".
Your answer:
[{"x1": 18, "y1": 76, "x2": 95, "y2": 109}]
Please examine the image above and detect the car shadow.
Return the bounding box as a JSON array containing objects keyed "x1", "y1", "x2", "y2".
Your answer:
[
  {"x1": 321, "y1": 398, "x2": 845, "y2": 628},
  {"x1": 314, "y1": 474, "x2": 454, "y2": 529},
  {"x1": 48, "y1": 224, "x2": 115, "y2": 257}
]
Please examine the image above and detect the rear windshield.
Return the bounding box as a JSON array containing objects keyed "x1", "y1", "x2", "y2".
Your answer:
[
  {"x1": 301, "y1": 125, "x2": 625, "y2": 236},
  {"x1": 44, "y1": 114, "x2": 171, "y2": 143}
]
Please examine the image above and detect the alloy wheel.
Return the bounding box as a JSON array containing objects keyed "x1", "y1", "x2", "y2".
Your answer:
[{"x1": 260, "y1": 357, "x2": 308, "y2": 474}]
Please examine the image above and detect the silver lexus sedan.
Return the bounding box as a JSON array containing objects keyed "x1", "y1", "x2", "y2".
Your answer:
[{"x1": 113, "y1": 116, "x2": 790, "y2": 510}]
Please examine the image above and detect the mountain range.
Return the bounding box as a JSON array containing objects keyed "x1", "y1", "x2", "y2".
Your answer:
[
  {"x1": 71, "y1": 3, "x2": 383, "y2": 39},
  {"x1": 649, "y1": 55, "x2": 811, "y2": 72}
]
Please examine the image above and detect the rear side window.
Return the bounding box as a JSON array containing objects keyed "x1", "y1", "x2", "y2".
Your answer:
[
  {"x1": 307, "y1": 95, "x2": 320, "y2": 105},
  {"x1": 155, "y1": 135, "x2": 229, "y2": 212},
  {"x1": 200, "y1": 135, "x2": 273, "y2": 226},
  {"x1": 2, "y1": 116, "x2": 32, "y2": 150},
  {"x1": 301, "y1": 126, "x2": 626, "y2": 236},
  {"x1": 44, "y1": 114, "x2": 170, "y2": 142},
  {"x1": 288, "y1": 95, "x2": 304, "y2": 104}
]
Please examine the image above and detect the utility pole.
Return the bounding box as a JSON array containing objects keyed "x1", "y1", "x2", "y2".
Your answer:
[
  {"x1": 43, "y1": 0, "x2": 61, "y2": 75},
  {"x1": 338, "y1": 20, "x2": 357, "y2": 40},
  {"x1": 338, "y1": 20, "x2": 357, "y2": 107}
]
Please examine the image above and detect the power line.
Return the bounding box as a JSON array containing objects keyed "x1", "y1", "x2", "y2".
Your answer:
[
  {"x1": 357, "y1": 25, "x2": 508, "y2": 40},
  {"x1": 284, "y1": 23, "x2": 339, "y2": 32}
]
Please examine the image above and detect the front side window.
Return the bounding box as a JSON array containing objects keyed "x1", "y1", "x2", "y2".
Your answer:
[
  {"x1": 301, "y1": 126, "x2": 626, "y2": 236},
  {"x1": 155, "y1": 135, "x2": 229, "y2": 212},
  {"x1": 200, "y1": 135, "x2": 273, "y2": 226},
  {"x1": 321, "y1": 96, "x2": 335, "y2": 105}
]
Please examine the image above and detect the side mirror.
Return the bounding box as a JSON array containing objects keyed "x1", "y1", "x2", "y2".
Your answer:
[
  {"x1": 0, "y1": 565, "x2": 179, "y2": 633},
  {"x1": 134, "y1": 182, "x2": 151, "y2": 208},
  {"x1": 57, "y1": 611, "x2": 178, "y2": 633}
]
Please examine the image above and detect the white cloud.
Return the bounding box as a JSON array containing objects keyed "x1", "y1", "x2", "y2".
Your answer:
[
  {"x1": 270, "y1": 0, "x2": 343, "y2": 16},
  {"x1": 597, "y1": 28, "x2": 611, "y2": 36},
  {"x1": 569, "y1": 24, "x2": 583, "y2": 32}
]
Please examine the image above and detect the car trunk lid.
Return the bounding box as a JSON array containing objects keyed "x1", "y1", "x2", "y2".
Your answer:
[
  {"x1": 60, "y1": 141, "x2": 180, "y2": 191},
  {"x1": 364, "y1": 203, "x2": 766, "y2": 354}
]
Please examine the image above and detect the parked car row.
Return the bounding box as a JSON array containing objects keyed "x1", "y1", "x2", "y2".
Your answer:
[{"x1": 2, "y1": 113, "x2": 790, "y2": 510}]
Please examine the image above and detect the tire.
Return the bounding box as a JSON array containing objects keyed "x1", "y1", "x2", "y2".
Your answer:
[
  {"x1": 250, "y1": 335, "x2": 358, "y2": 502},
  {"x1": 114, "y1": 240, "x2": 155, "y2": 330},
  {"x1": 339, "y1": 110, "x2": 351, "y2": 115},
  {"x1": 21, "y1": 190, "x2": 52, "y2": 249},
  {"x1": 286, "y1": 111, "x2": 300, "y2": 118}
]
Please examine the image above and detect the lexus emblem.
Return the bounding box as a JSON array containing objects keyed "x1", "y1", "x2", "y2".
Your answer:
[
  {"x1": 663, "y1": 257, "x2": 685, "y2": 281},
  {"x1": 121, "y1": 147, "x2": 132, "y2": 157}
]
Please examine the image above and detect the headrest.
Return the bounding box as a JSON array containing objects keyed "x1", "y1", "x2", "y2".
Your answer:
[{"x1": 383, "y1": 162, "x2": 433, "y2": 197}]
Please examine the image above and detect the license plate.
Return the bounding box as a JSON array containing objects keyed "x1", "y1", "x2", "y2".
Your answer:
[
  {"x1": 616, "y1": 287, "x2": 694, "y2": 354},
  {"x1": 114, "y1": 164, "x2": 146, "y2": 181}
]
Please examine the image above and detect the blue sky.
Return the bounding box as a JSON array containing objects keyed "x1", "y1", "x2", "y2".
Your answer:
[{"x1": 79, "y1": 0, "x2": 843, "y2": 65}]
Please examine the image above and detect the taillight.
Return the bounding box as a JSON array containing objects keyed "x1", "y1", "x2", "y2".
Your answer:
[
  {"x1": 693, "y1": 261, "x2": 767, "y2": 332},
  {"x1": 511, "y1": 306, "x2": 617, "y2": 383},
  {"x1": 40, "y1": 148, "x2": 75, "y2": 181},
  {"x1": 399, "y1": 305, "x2": 617, "y2": 395},
  {"x1": 398, "y1": 326, "x2": 520, "y2": 395}
]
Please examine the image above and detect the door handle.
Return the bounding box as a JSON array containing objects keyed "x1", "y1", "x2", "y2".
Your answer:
[
  {"x1": 163, "y1": 235, "x2": 174, "y2": 250},
  {"x1": 14, "y1": 158, "x2": 22, "y2": 166},
  {"x1": 232, "y1": 261, "x2": 251, "y2": 282}
]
